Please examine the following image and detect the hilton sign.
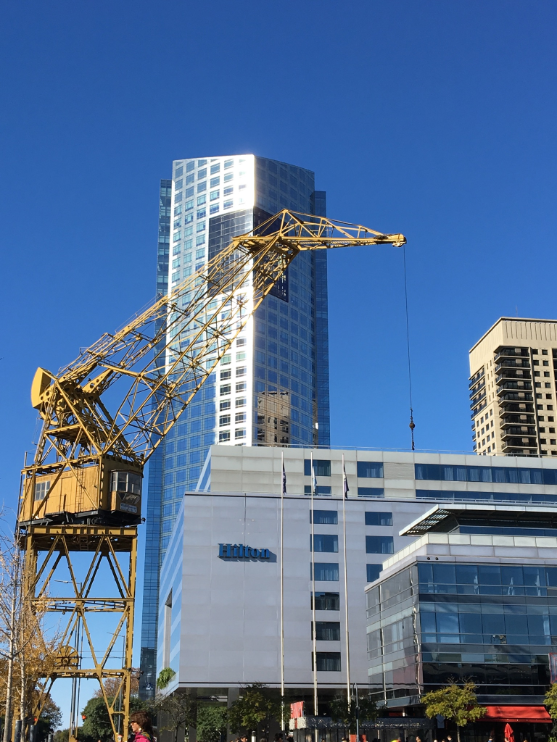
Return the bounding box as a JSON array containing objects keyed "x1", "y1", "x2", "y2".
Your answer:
[{"x1": 218, "y1": 543, "x2": 271, "y2": 560}]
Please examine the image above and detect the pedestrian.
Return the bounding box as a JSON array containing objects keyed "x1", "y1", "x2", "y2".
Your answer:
[{"x1": 130, "y1": 712, "x2": 153, "y2": 742}]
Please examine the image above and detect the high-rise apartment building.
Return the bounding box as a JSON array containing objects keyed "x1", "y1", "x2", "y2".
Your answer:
[
  {"x1": 469, "y1": 318, "x2": 557, "y2": 457},
  {"x1": 139, "y1": 155, "x2": 330, "y2": 697}
]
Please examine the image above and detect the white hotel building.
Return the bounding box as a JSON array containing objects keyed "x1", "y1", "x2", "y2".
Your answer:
[{"x1": 155, "y1": 446, "x2": 557, "y2": 704}]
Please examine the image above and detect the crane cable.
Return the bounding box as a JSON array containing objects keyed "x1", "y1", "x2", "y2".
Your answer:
[{"x1": 402, "y1": 243, "x2": 416, "y2": 450}]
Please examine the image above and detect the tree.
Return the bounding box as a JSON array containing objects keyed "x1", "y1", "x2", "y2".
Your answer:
[
  {"x1": 196, "y1": 705, "x2": 228, "y2": 742},
  {"x1": 329, "y1": 693, "x2": 378, "y2": 733},
  {"x1": 81, "y1": 694, "x2": 145, "y2": 742},
  {"x1": 0, "y1": 517, "x2": 63, "y2": 742},
  {"x1": 544, "y1": 683, "x2": 557, "y2": 742},
  {"x1": 227, "y1": 684, "x2": 280, "y2": 737},
  {"x1": 94, "y1": 670, "x2": 141, "y2": 699},
  {"x1": 422, "y1": 681, "x2": 486, "y2": 742},
  {"x1": 149, "y1": 691, "x2": 197, "y2": 742}
]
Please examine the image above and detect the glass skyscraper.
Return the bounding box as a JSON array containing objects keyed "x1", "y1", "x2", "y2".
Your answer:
[{"x1": 139, "y1": 155, "x2": 330, "y2": 697}]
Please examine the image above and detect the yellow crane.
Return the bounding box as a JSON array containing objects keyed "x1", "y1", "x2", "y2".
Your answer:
[{"x1": 18, "y1": 209, "x2": 406, "y2": 737}]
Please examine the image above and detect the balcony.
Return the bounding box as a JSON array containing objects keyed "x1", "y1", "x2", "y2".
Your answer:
[
  {"x1": 500, "y1": 414, "x2": 536, "y2": 427},
  {"x1": 497, "y1": 381, "x2": 532, "y2": 395},
  {"x1": 495, "y1": 360, "x2": 530, "y2": 372},
  {"x1": 501, "y1": 427, "x2": 537, "y2": 440},
  {"x1": 494, "y1": 347, "x2": 529, "y2": 362},
  {"x1": 499, "y1": 392, "x2": 533, "y2": 406},
  {"x1": 502, "y1": 439, "x2": 538, "y2": 453},
  {"x1": 470, "y1": 392, "x2": 486, "y2": 410},
  {"x1": 496, "y1": 367, "x2": 530, "y2": 381},
  {"x1": 469, "y1": 370, "x2": 485, "y2": 389}
]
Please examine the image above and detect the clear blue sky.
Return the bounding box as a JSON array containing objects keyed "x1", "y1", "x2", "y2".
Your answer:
[{"x1": 1, "y1": 0, "x2": 556, "y2": 721}]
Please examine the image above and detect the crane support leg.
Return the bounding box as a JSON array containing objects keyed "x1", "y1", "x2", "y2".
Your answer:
[{"x1": 20, "y1": 525, "x2": 137, "y2": 739}]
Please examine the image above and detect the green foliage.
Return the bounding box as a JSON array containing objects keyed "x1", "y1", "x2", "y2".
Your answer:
[
  {"x1": 422, "y1": 681, "x2": 485, "y2": 741},
  {"x1": 329, "y1": 694, "x2": 378, "y2": 733},
  {"x1": 157, "y1": 667, "x2": 176, "y2": 690},
  {"x1": 80, "y1": 694, "x2": 145, "y2": 742},
  {"x1": 544, "y1": 684, "x2": 557, "y2": 742},
  {"x1": 196, "y1": 705, "x2": 228, "y2": 742},
  {"x1": 545, "y1": 683, "x2": 557, "y2": 720},
  {"x1": 149, "y1": 691, "x2": 197, "y2": 742},
  {"x1": 227, "y1": 684, "x2": 280, "y2": 735},
  {"x1": 53, "y1": 729, "x2": 70, "y2": 742}
]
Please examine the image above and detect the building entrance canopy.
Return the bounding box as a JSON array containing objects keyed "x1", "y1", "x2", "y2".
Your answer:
[{"x1": 483, "y1": 706, "x2": 551, "y2": 723}]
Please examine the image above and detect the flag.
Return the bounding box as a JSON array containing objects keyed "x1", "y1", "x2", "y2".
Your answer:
[
  {"x1": 311, "y1": 453, "x2": 317, "y2": 496},
  {"x1": 343, "y1": 462, "x2": 349, "y2": 498},
  {"x1": 282, "y1": 457, "x2": 287, "y2": 495}
]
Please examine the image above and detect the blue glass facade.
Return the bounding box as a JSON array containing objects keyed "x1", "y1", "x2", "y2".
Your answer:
[
  {"x1": 139, "y1": 157, "x2": 330, "y2": 697},
  {"x1": 139, "y1": 180, "x2": 171, "y2": 697},
  {"x1": 367, "y1": 562, "x2": 557, "y2": 703}
]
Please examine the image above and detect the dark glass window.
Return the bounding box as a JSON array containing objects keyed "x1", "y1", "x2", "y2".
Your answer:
[
  {"x1": 357, "y1": 462, "x2": 383, "y2": 478},
  {"x1": 312, "y1": 592, "x2": 340, "y2": 610},
  {"x1": 314, "y1": 652, "x2": 341, "y2": 671},
  {"x1": 358, "y1": 488, "x2": 384, "y2": 498},
  {"x1": 415, "y1": 463, "x2": 557, "y2": 485},
  {"x1": 313, "y1": 621, "x2": 341, "y2": 641},
  {"x1": 311, "y1": 510, "x2": 338, "y2": 525},
  {"x1": 365, "y1": 512, "x2": 393, "y2": 526},
  {"x1": 312, "y1": 562, "x2": 339, "y2": 581},
  {"x1": 366, "y1": 536, "x2": 394, "y2": 554},
  {"x1": 311, "y1": 535, "x2": 338, "y2": 552},
  {"x1": 304, "y1": 459, "x2": 331, "y2": 476},
  {"x1": 304, "y1": 485, "x2": 332, "y2": 496},
  {"x1": 366, "y1": 564, "x2": 382, "y2": 582}
]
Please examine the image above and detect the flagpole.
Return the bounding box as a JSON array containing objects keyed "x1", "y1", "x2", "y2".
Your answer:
[
  {"x1": 280, "y1": 452, "x2": 285, "y2": 734},
  {"x1": 342, "y1": 454, "x2": 351, "y2": 702},
  {"x1": 310, "y1": 452, "x2": 318, "y2": 726}
]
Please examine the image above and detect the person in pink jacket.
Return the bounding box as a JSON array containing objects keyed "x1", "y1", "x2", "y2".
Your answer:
[{"x1": 130, "y1": 711, "x2": 153, "y2": 742}]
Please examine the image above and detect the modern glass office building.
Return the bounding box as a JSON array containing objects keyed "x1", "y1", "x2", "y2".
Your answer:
[
  {"x1": 366, "y1": 503, "x2": 557, "y2": 738},
  {"x1": 139, "y1": 156, "x2": 330, "y2": 697}
]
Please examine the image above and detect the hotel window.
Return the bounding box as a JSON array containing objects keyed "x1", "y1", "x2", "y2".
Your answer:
[
  {"x1": 304, "y1": 485, "x2": 332, "y2": 496},
  {"x1": 235, "y1": 429, "x2": 246, "y2": 439},
  {"x1": 235, "y1": 412, "x2": 246, "y2": 424},
  {"x1": 197, "y1": 181, "x2": 206, "y2": 193},
  {"x1": 223, "y1": 200, "x2": 233, "y2": 210},
  {"x1": 357, "y1": 461, "x2": 383, "y2": 478},
  {"x1": 224, "y1": 186, "x2": 233, "y2": 196},
  {"x1": 220, "y1": 400, "x2": 230, "y2": 411},
  {"x1": 365, "y1": 512, "x2": 393, "y2": 526},
  {"x1": 196, "y1": 235, "x2": 205, "y2": 246},
  {"x1": 197, "y1": 195, "x2": 206, "y2": 206},
  {"x1": 210, "y1": 204, "x2": 220, "y2": 214},
  {"x1": 236, "y1": 367, "x2": 247, "y2": 377},
  {"x1": 358, "y1": 488, "x2": 384, "y2": 498},
  {"x1": 186, "y1": 161, "x2": 195, "y2": 172},
  {"x1": 224, "y1": 173, "x2": 233, "y2": 183},
  {"x1": 312, "y1": 622, "x2": 341, "y2": 641},
  {"x1": 311, "y1": 563, "x2": 339, "y2": 581},
  {"x1": 210, "y1": 163, "x2": 220, "y2": 175},
  {"x1": 366, "y1": 564, "x2": 382, "y2": 582},
  {"x1": 311, "y1": 510, "x2": 338, "y2": 525},
  {"x1": 210, "y1": 176, "x2": 220, "y2": 187},
  {"x1": 313, "y1": 652, "x2": 341, "y2": 672},
  {"x1": 311, "y1": 535, "x2": 338, "y2": 553},
  {"x1": 236, "y1": 352, "x2": 246, "y2": 361},
  {"x1": 210, "y1": 190, "x2": 220, "y2": 201},
  {"x1": 220, "y1": 370, "x2": 231, "y2": 381},
  {"x1": 224, "y1": 159, "x2": 233, "y2": 169},
  {"x1": 366, "y1": 536, "x2": 394, "y2": 554},
  {"x1": 198, "y1": 168, "x2": 207, "y2": 179},
  {"x1": 236, "y1": 397, "x2": 246, "y2": 407},
  {"x1": 219, "y1": 415, "x2": 230, "y2": 426},
  {"x1": 186, "y1": 174, "x2": 194, "y2": 185},
  {"x1": 219, "y1": 431, "x2": 230, "y2": 442},
  {"x1": 220, "y1": 385, "x2": 231, "y2": 395},
  {"x1": 236, "y1": 382, "x2": 247, "y2": 393},
  {"x1": 304, "y1": 459, "x2": 331, "y2": 477},
  {"x1": 311, "y1": 592, "x2": 340, "y2": 610}
]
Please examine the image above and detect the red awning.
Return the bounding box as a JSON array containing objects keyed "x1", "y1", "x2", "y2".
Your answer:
[{"x1": 484, "y1": 706, "x2": 551, "y2": 723}]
